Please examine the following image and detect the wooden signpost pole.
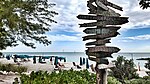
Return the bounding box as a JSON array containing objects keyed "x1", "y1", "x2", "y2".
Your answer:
[
  {"x1": 96, "y1": 2, "x2": 107, "y2": 83},
  {"x1": 95, "y1": 67, "x2": 107, "y2": 84},
  {"x1": 77, "y1": 0, "x2": 129, "y2": 84}
]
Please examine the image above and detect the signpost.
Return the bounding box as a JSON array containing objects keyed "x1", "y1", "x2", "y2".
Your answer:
[
  {"x1": 83, "y1": 32, "x2": 119, "y2": 41},
  {"x1": 95, "y1": 0, "x2": 123, "y2": 11},
  {"x1": 77, "y1": 15, "x2": 128, "y2": 21},
  {"x1": 83, "y1": 28, "x2": 118, "y2": 34},
  {"x1": 77, "y1": 0, "x2": 129, "y2": 84},
  {"x1": 87, "y1": 1, "x2": 121, "y2": 16},
  {"x1": 87, "y1": 46, "x2": 120, "y2": 53},
  {"x1": 85, "y1": 39, "x2": 111, "y2": 46},
  {"x1": 86, "y1": 51, "x2": 113, "y2": 58},
  {"x1": 96, "y1": 0, "x2": 109, "y2": 11},
  {"x1": 79, "y1": 20, "x2": 128, "y2": 27}
]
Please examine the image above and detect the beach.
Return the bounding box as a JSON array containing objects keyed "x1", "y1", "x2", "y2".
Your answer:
[
  {"x1": 0, "y1": 56, "x2": 91, "y2": 84},
  {"x1": 0, "y1": 52, "x2": 149, "y2": 83},
  {"x1": 0, "y1": 57, "x2": 54, "y2": 84}
]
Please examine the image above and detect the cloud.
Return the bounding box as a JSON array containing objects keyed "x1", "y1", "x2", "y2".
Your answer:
[
  {"x1": 50, "y1": 0, "x2": 150, "y2": 42},
  {"x1": 51, "y1": 0, "x2": 88, "y2": 32},
  {"x1": 47, "y1": 34, "x2": 82, "y2": 41},
  {"x1": 109, "y1": 0, "x2": 150, "y2": 31},
  {"x1": 48, "y1": 0, "x2": 89, "y2": 42},
  {"x1": 127, "y1": 34, "x2": 150, "y2": 40}
]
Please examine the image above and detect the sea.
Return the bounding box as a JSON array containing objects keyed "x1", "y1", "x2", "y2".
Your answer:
[{"x1": 2, "y1": 52, "x2": 150, "y2": 69}]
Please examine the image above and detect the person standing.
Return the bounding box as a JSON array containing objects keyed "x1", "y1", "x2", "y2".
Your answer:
[{"x1": 50, "y1": 57, "x2": 53, "y2": 65}]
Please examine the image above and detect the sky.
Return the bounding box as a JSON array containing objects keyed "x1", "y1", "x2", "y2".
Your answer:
[{"x1": 2, "y1": 0, "x2": 150, "y2": 52}]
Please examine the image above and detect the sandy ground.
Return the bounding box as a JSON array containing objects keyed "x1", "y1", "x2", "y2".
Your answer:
[
  {"x1": 0, "y1": 74, "x2": 19, "y2": 84},
  {"x1": 0, "y1": 58, "x2": 83, "y2": 84},
  {"x1": 0, "y1": 58, "x2": 56, "y2": 84}
]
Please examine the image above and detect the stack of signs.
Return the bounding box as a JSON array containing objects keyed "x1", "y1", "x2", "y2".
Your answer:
[{"x1": 77, "y1": 0, "x2": 128, "y2": 68}]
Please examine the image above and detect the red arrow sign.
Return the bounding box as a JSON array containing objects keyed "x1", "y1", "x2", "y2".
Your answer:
[
  {"x1": 86, "y1": 39, "x2": 111, "y2": 46},
  {"x1": 83, "y1": 32, "x2": 119, "y2": 41},
  {"x1": 77, "y1": 15, "x2": 128, "y2": 21},
  {"x1": 86, "y1": 50, "x2": 113, "y2": 58},
  {"x1": 87, "y1": 46, "x2": 120, "y2": 53}
]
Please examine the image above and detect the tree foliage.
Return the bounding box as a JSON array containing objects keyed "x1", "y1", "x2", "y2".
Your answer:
[
  {"x1": 19, "y1": 70, "x2": 96, "y2": 84},
  {"x1": 109, "y1": 56, "x2": 139, "y2": 83},
  {"x1": 139, "y1": 0, "x2": 150, "y2": 9},
  {"x1": 145, "y1": 59, "x2": 150, "y2": 70},
  {"x1": 107, "y1": 77, "x2": 121, "y2": 84},
  {"x1": 0, "y1": 62, "x2": 27, "y2": 74},
  {"x1": 125, "y1": 77, "x2": 150, "y2": 84},
  {"x1": 0, "y1": 0, "x2": 58, "y2": 50}
]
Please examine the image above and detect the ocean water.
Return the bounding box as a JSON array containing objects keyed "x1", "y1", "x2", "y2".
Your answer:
[{"x1": 2, "y1": 52, "x2": 150, "y2": 69}]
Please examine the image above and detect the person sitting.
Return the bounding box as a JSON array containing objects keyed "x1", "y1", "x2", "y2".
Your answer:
[
  {"x1": 58, "y1": 62, "x2": 65, "y2": 68},
  {"x1": 90, "y1": 64, "x2": 95, "y2": 72},
  {"x1": 72, "y1": 62, "x2": 81, "y2": 69},
  {"x1": 55, "y1": 62, "x2": 65, "y2": 68},
  {"x1": 55, "y1": 62, "x2": 65, "y2": 71},
  {"x1": 73, "y1": 62, "x2": 76, "y2": 66}
]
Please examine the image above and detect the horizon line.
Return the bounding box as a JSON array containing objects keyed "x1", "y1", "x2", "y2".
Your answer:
[{"x1": 2, "y1": 51, "x2": 150, "y2": 53}]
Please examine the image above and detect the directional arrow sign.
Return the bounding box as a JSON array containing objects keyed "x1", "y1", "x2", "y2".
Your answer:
[
  {"x1": 83, "y1": 26, "x2": 121, "y2": 34},
  {"x1": 87, "y1": 1, "x2": 121, "y2": 16},
  {"x1": 89, "y1": 7, "x2": 121, "y2": 16},
  {"x1": 79, "y1": 20, "x2": 128, "y2": 27},
  {"x1": 87, "y1": 46, "x2": 120, "y2": 53},
  {"x1": 87, "y1": 1, "x2": 97, "y2": 10},
  {"x1": 83, "y1": 28, "x2": 118, "y2": 34},
  {"x1": 96, "y1": 26, "x2": 121, "y2": 29},
  {"x1": 83, "y1": 32, "x2": 119, "y2": 41},
  {"x1": 107, "y1": 1, "x2": 123, "y2": 11},
  {"x1": 95, "y1": 0, "x2": 109, "y2": 10},
  {"x1": 96, "y1": 0, "x2": 123, "y2": 11},
  {"x1": 86, "y1": 39, "x2": 111, "y2": 46},
  {"x1": 88, "y1": 0, "x2": 95, "y2": 3},
  {"x1": 86, "y1": 50, "x2": 113, "y2": 58},
  {"x1": 80, "y1": 22, "x2": 103, "y2": 27},
  {"x1": 77, "y1": 15, "x2": 128, "y2": 21},
  {"x1": 89, "y1": 57, "x2": 109, "y2": 64}
]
